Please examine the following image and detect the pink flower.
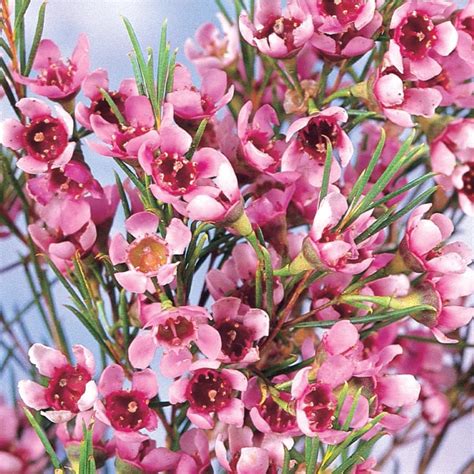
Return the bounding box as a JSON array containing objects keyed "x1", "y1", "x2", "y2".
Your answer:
[
  {"x1": 128, "y1": 303, "x2": 221, "y2": 377},
  {"x1": 387, "y1": 1, "x2": 458, "y2": 81},
  {"x1": 185, "y1": 14, "x2": 240, "y2": 74},
  {"x1": 26, "y1": 160, "x2": 103, "y2": 206},
  {"x1": 87, "y1": 95, "x2": 157, "y2": 160},
  {"x1": 0, "y1": 399, "x2": 47, "y2": 474},
  {"x1": 166, "y1": 64, "x2": 234, "y2": 120},
  {"x1": 169, "y1": 360, "x2": 247, "y2": 429},
  {"x1": 18, "y1": 344, "x2": 97, "y2": 423},
  {"x1": 398, "y1": 204, "x2": 472, "y2": 274},
  {"x1": 237, "y1": 101, "x2": 284, "y2": 173},
  {"x1": 309, "y1": 0, "x2": 382, "y2": 60},
  {"x1": 211, "y1": 297, "x2": 269, "y2": 365},
  {"x1": 302, "y1": 191, "x2": 381, "y2": 274},
  {"x1": 139, "y1": 106, "x2": 243, "y2": 224},
  {"x1": 411, "y1": 270, "x2": 474, "y2": 343},
  {"x1": 95, "y1": 364, "x2": 158, "y2": 441},
  {"x1": 76, "y1": 68, "x2": 138, "y2": 130},
  {"x1": 454, "y1": 0, "x2": 474, "y2": 65},
  {"x1": 282, "y1": 107, "x2": 353, "y2": 187},
  {"x1": 430, "y1": 118, "x2": 474, "y2": 215},
  {"x1": 0, "y1": 98, "x2": 75, "y2": 173},
  {"x1": 14, "y1": 34, "x2": 89, "y2": 100},
  {"x1": 375, "y1": 374, "x2": 421, "y2": 409},
  {"x1": 109, "y1": 211, "x2": 191, "y2": 293},
  {"x1": 239, "y1": 0, "x2": 314, "y2": 58},
  {"x1": 373, "y1": 72, "x2": 442, "y2": 127},
  {"x1": 114, "y1": 437, "x2": 168, "y2": 474}
]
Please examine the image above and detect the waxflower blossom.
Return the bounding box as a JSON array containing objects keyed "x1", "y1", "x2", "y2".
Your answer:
[
  {"x1": 166, "y1": 64, "x2": 234, "y2": 120},
  {"x1": 282, "y1": 107, "x2": 353, "y2": 187},
  {"x1": 239, "y1": 0, "x2": 314, "y2": 58},
  {"x1": 76, "y1": 68, "x2": 138, "y2": 130},
  {"x1": 169, "y1": 360, "x2": 247, "y2": 429},
  {"x1": 18, "y1": 344, "x2": 97, "y2": 423},
  {"x1": 95, "y1": 364, "x2": 158, "y2": 442},
  {"x1": 396, "y1": 204, "x2": 473, "y2": 274},
  {"x1": 211, "y1": 296, "x2": 269, "y2": 365},
  {"x1": 387, "y1": 1, "x2": 458, "y2": 81},
  {"x1": 109, "y1": 211, "x2": 191, "y2": 293},
  {"x1": 0, "y1": 98, "x2": 75, "y2": 174},
  {"x1": 14, "y1": 34, "x2": 89, "y2": 100},
  {"x1": 185, "y1": 14, "x2": 240, "y2": 74},
  {"x1": 128, "y1": 303, "x2": 221, "y2": 377}
]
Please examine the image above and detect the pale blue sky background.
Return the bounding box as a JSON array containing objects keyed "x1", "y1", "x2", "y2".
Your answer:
[{"x1": 0, "y1": 1, "x2": 472, "y2": 472}]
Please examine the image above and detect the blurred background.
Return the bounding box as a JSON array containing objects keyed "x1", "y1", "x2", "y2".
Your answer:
[{"x1": 0, "y1": 1, "x2": 472, "y2": 472}]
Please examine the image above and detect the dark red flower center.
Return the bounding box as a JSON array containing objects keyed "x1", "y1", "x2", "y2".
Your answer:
[
  {"x1": 459, "y1": 13, "x2": 474, "y2": 38},
  {"x1": 462, "y1": 163, "x2": 474, "y2": 201},
  {"x1": 395, "y1": 11, "x2": 437, "y2": 60},
  {"x1": 91, "y1": 91, "x2": 126, "y2": 125},
  {"x1": 156, "y1": 316, "x2": 195, "y2": 346},
  {"x1": 186, "y1": 369, "x2": 233, "y2": 413},
  {"x1": 298, "y1": 117, "x2": 340, "y2": 162},
  {"x1": 152, "y1": 152, "x2": 197, "y2": 195},
  {"x1": 303, "y1": 383, "x2": 336, "y2": 432},
  {"x1": 128, "y1": 236, "x2": 168, "y2": 274},
  {"x1": 319, "y1": 0, "x2": 364, "y2": 25},
  {"x1": 37, "y1": 60, "x2": 76, "y2": 91},
  {"x1": 104, "y1": 390, "x2": 151, "y2": 432},
  {"x1": 215, "y1": 319, "x2": 254, "y2": 362},
  {"x1": 24, "y1": 116, "x2": 68, "y2": 162},
  {"x1": 258, "y1": 393, "x2": 297, "y2": 433},
  {"x1": 256, "y1": 16, "x2": 302, "y2": 50},
  {"x1": 45, "y1": 364, "x2": 91, "y2": 412}
]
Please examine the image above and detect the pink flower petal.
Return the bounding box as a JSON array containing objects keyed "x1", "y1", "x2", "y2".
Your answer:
[
  {"x1": 115, "y1": 270, "x2": 148, "y2": 293},
  {"x1": 18, "y1": 380, "x2": 48, "y2": 410},
  {"x1": 98, "y1": 364, "x2": 125, "y2": 396},
  {"x1": 196, "y1": 324, "x2": 222, "y2": 359},
  {"x1": 128, "y1": 332, "x2": 157, "y2": 369},
  {"x1": 125, "y1": 211, "x2": 159, "y2": 238},
  {"x1": 132, "y1": 368, "x2": 158, "y2": 398},
  {"x1": 377, "y1": 374, "x2": 420, "y2": 408},
  {"x1": 0, "y1": 119, "x2": 24, "y2": 150},
  {"x1": 28, "y1": 343, "x2": 68, "y2": 377},
  {"x1": 165, "y1": 218, "x2": 191, "y2": 254}
]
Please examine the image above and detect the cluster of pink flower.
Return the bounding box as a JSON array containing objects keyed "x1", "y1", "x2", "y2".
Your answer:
[{"x1": 0, "y1": 0, "x2": 473, "y2": 472}]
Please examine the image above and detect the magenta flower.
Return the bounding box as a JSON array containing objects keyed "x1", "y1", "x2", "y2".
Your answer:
[
  {"x1": 185, "y1": 14, "x2": 240, "y2": 74},
  {"x1": 139, "y1": 106, "x2": 243, "y2": 224},
  {"x1": 0, "y1": 399, "x2": 47, "y2": 474},
  {"x1": 166, "y1": 64, "x2": 234, "y2": 120},
  {"x1": 109, "y1": 211, "x2": 191, "y2": 293},
  {"x1": 239, "y1": 0, "x2": 314, "y2": 58},
  {"x1": 309, "y1": 0, "x2": 382, "y2": 60},
  {"x1": 211, "y1": 297, "x2": 269, "y2": 365},
  {"x1": 237, "y1": 100, "x2": 284, "y2": 173},
  {"x1": 373, "y1": 72, "x2": 442, "y2": 127},
  {"x1": 18, "y1": 344, "x2": 97, "y2": 423},
  {"x1": 282, "y1": 107, "x2": 353, "y2": 187},
  {"x1": 169, "y1": 360, "x2": 247, "y2": 429},
  {"x1": 76, "y1": 68, "x2": 138, "y2": 130},
  {"x1": 14, "y1": 34, "x2": 89, "y2": 101},
  {"x1": 87, "y1": 95, "x2": 157, "y2": 160},
  {"x1": 398, "y1": 204, "x2": 472, "y2": 274},
  {"x1": 431, "y1": 118, "x2": 474, "y2": 215},
  {"x1": 387, "y1": 1, "x2": 458, "y2": 81},
  {"x1": 128, "y1": 303, "x2": 221, "y2": 377},
  {"x1": 0, "y1": 98, "x2": 75, "y2": 173},
  {"x1": 95, "y1": 364, "x2": 158, "y2": 443}
]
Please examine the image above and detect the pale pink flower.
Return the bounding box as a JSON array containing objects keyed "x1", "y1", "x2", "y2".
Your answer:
[
  {"x1": 109, "y1": 211, "x2": 191, "y2": 293},
  {"x1": 169, "y1": 360, "x2": 247, "y2": 429},
  {"x1": 282, "y1": 107, "x2": 353, "y2": 187},
  {"x1": 398, "y1": 204, "x2": 472, "y2": 274},
  {"x1": 373, "y1": 72, "x2": 442, "y2": 127},
  {"x1": 94, "y1": 364, "x2": 158, "y2": 443},
  {"x1": 211, "y1": 297, "x2": 269, "y2": 365},
  {"x1": 387, "y1": 1, "x2": 458, "y2": 81},
  {"x1": 128, "y1": 303, "x2": 221, "y2": 377},
  {"x1": 166, "y1": 64, "x2": 234, "y2": 120},
  {"x1": 0, "y1": 399, "x2": 47, "y2": 474},
  {"x1": 18, "y1": 344, "x2": 97, "y2": 424},
  {"x1": 87, "y1": 95, "x2": 157, "y2": 160},
  {"x1": 185, "y1": 14, "x2": 240, "y2": 74},
  {"x1": 0, "y1": 98, "x2": 75, "y2": 174},
  {"x1": 239, "y1": 0, "x2": 314, "y2": 58},
  {"x1": 14, "y1": 35, "x2": 89, "y2": 100},
  {"x1": 76, "y1": 68, "x2": 138, "y2": 130}
]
